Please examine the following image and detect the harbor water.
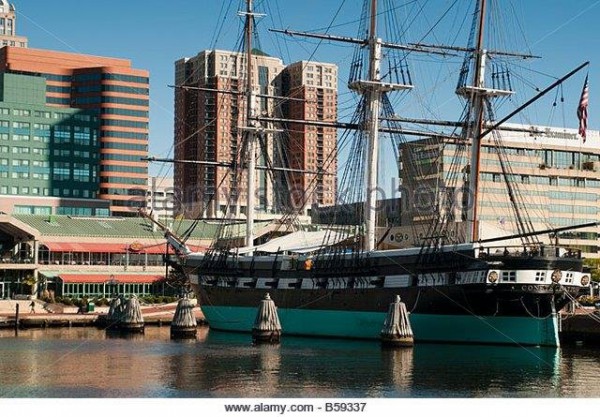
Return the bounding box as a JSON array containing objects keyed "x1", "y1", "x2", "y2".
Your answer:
[{"x1": 0, "y1": 326, "x2": 599, "y2": 398}]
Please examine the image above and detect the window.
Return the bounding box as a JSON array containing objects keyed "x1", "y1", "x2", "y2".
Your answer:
[
  {"x1": 501, "y1": 271, "x2": 516, "y2": 282},
  {"x1": 12, "y1": 109, "x2": 30, "y2": 117},
  {"x1": 102, "y1": 74, "x2": 149, "y2": 84}
]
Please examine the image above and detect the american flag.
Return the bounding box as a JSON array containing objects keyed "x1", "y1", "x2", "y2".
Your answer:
[{"x1": 578, "y1": 75, "x2": 589, "y2": 142}]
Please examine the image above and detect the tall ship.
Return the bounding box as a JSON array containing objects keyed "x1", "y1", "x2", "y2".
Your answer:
[{"x1": 145, "y1": 0, "x2": 593, "y2": 346}]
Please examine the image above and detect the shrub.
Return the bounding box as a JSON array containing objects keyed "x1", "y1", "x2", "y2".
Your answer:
[
  {"x1": 578, "y1": 295, "x2": 600, "y2": 306},
  {"x1": 95, "y1": 298, "x2": 109, "y2": 306},
  {"x1": 142, "y1": 296, "x2": 157, "y2": 304}
]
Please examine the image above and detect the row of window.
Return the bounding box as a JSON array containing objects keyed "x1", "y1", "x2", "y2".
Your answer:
[
  {"x1": 452, "y1": 144, "x2": 600, "y2": 168},
  {"x1": 101, "y1": 119, "x2": 148, "y2": 129},
  {"x1": 100, "y1": 176, "x2": 146, "y2": 185},
  {"x1": 481, "y1": 172, "x2": 599, "y2": 188},
  {"x1": 19, "y1": 109, "x2": 95, "y2": 122},
  {"x1": 480, "y1": 200, "x2": 598, "y2": 214},
  {"x1": 0, "y1": 158, "x2": 50, "y2": 167},
  {"x1": 79, "y1": 74, "x2": 152, "y2": 86},
  {"x1": 16, "y1": 72, "x2": 146, "y2": 87},
  {"x1": 101, "y1": 108, "x2": 148, "y2": 118},
  {"x1": 4, "y1": 162, "x2": 91, "y2": 173},
  {"x1": 102, "y1": 153, "x2": 145, "y2": 162},
  {"x1": 557, "y1": 231, "x2": 599, "y2": 240},
  {"x1": 548, "y1": 190, "x2": 598, "y2": 202},
  {"x1": 47, "y1": 97, "x2": 71, "y2": 105},
  {"x1": 100, "y1": 188, "x2": 146, "y2": 196},
  {"x1": 481, "y1": 187, "x2": 598, "y2": 202},
  {"x1": 549, "y1": 217, "x2": 598, "y2": 227},
  {"x1": 103, "y1": 74, "x2": 149, "y2": 84},
  {"x1": 110, "y1": 199, "x2": 146, "y2": 207},
  {"x1": 47, "y1": 85, "x2": 71, "y2": 94},
  {"x1": 3, "y1": 121, "x2": 97, "y2": 133},
  {"x1": 73, "y1": 96, "x2": 149, "y2": 106},
  {"x1": 14, "y1": 205, "x2": 53, "y2": 215},
  {"x1": 56, "y1": 207, "x2": 107, "y2": 216},
  {"x1": 73, "y1": 85, "x2": 149, "y2": 95},
  {"x1": 102, "y1": 130, "x2": 147, "y2": 140},
  {"x1": 60, "y1": 283, "x2": 155, "y2": 299},
  {"x1": 0, "y1": 108, "x2": 77, "y2": 119},
  {"x1": 100, "y1": 164, "x2": 147, "y2": 174},
  {"x1": 0, "y1": 186, "x2": 96, "y2": 198},
  {"x1": 549, "y1": 204, "x2": 598, "y2": 214},
  {"x1": 52, "y1": 148, "x2": 98, "y2": 158},
  {"x1": 100, "y1": 142, "x2": 147, "y2": 151}
]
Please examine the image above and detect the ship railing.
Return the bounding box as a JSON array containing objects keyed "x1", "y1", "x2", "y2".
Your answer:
[{"x1": 478, "y1": 244, "x2": 582, "y2": 259}]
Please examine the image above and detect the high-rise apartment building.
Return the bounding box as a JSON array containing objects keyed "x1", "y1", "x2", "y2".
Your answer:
[
  {"x1": 0, "y1": 46, "x2": 149, "y2": 217},
  {"x1": 174, "y1": 49, "x2": 284, "y2": 219},
  {"x1": 174, "y1": 50, "x2": 337, "y2": 219},
  {"x1": 282, "y1": 61, "x2": 337, "y2": 211},
  {"x1": 0, "y1": 1, "x2": 27, "y2": 48}
]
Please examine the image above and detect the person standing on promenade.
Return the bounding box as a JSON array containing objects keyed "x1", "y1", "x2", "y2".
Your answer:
[{"x1": 29, "y1": 301, "x2": 35, "y2": 314}]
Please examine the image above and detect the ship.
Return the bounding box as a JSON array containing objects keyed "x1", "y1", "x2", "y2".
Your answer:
[{"x1": 144, "y1": 0, "x2": 594, "y2": 346}]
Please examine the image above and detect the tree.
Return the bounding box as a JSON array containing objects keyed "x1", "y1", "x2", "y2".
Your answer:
[
  {"x1": 583, "y1": 258, "x2": 600, "y2": 282},
  {"x1": 21, "y1": 275, "x2": 38, "y2": 294}
]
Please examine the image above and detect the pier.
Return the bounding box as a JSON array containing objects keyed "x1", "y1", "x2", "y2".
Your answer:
[
  {"x1": 0, "y1": 300, "x2": 207, "y2": 330},
  {"x1": 560, "y1": 308, "x2": 600, "y2": 344}
]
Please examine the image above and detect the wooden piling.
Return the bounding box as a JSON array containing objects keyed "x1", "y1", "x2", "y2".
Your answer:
[
  {"x1": 381, "y1": 295, "x2": 414, "y2": 347},
  {"x1": 107, "y1": 296, "x2": 122, "y2": 326},
  {"x1": 119, "y1": 295, "x2": 144, "y2": 333},
  {"x1": 170, "y1": 296, "x2": 197, "y2": 339},
  {"x1": 14, "y1": 303, "x2": 19, "y2": 335},
  {"x1": 252, "y1": 293, "x2": 281, "y2": 344}
]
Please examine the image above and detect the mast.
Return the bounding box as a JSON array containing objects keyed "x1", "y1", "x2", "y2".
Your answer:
[
  {"x1": 364, "y1": 0, "x2": 382, "y2": 252},
  {"x1": 349, "y1": 0, "x2": 413, "y2": 252},
  {"x1": 467, "y1": 0, "x2": 487, "y2": 243},
  {"x1": 456, "y1": 0, "x2": 512, "y2": 243},
  {"x1": 244, "y1": 0, "x2": 257, "y2": 249}
]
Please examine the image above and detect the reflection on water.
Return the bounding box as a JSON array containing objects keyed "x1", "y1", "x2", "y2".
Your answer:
[
  {"x1": 0, "y1": 327, "x2": 599, "y2": 398},
  {"x1": 410, "y1": 344, "x2": 561, "y2": 397}
]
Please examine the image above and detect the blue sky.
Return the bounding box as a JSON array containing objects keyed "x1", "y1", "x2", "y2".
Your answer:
[{"x1": 15, "y1": 0, "x2": 600, "y2": 177}]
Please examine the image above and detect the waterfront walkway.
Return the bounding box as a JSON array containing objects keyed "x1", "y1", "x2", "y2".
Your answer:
[{"x1": 0, "y1": 299, "x2": 206, "y2": 329}]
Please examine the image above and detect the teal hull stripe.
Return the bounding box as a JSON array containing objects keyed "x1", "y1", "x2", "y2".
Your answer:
[{"x1": 202, "y1": 306, "x2": 560, "y2": 347}]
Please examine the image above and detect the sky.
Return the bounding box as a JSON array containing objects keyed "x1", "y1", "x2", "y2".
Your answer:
[{"x1": 14, "y1": 0, "x2": 600, "y2": 179}]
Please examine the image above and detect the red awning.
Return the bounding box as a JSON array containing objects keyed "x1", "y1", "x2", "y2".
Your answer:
[
  {"x1": 43, "y1": 241, "x2": 207, "y2": 254},
  {"x1": 42, "y1": 242, "x2": 69, "y2": 252},
  {"x1": 59, "y1": 274, "x2": 165, "y2": 284},
  {"x1": 43, "y1": 242, "x2": 127, "y2": 253}
]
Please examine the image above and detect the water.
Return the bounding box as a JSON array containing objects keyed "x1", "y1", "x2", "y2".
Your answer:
[{"x1": 0, "y1": 326, "x2": 599, "y2": 398}]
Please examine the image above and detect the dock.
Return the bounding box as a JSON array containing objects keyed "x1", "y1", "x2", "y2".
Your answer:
[
  {"x1": 0, "y1": 300, "x2": 207, "y2": 330},
  {"x1": 560, "y1": 308, "x2": 600, "y2": 344}
]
